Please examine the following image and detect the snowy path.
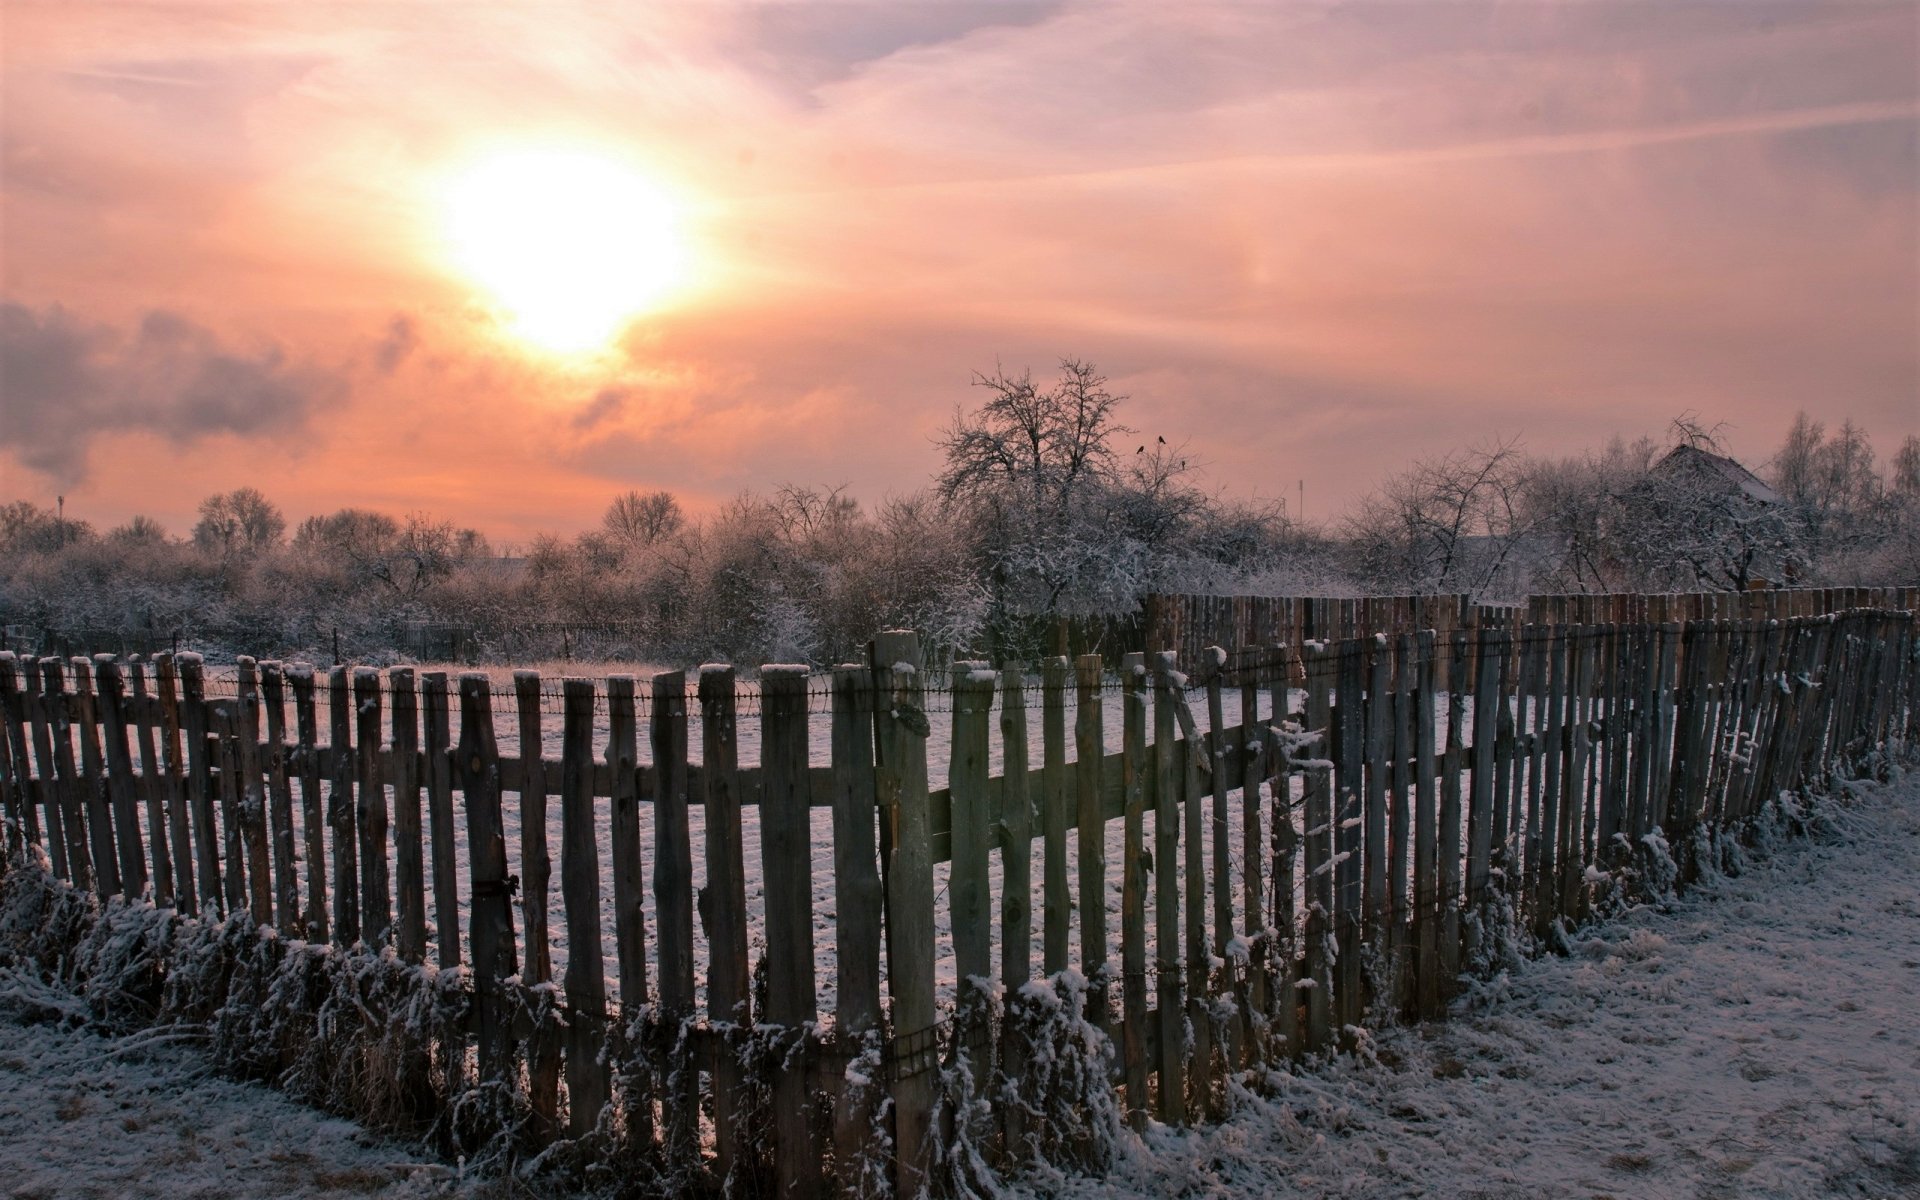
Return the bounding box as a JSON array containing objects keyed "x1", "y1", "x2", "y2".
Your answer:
[
  {"x1": 5, "y1": 773, "x2": 1915, "y2": 1199},
  {"x1": 1039, "y1": 771, "x2": 1920, "y2": 1200}
]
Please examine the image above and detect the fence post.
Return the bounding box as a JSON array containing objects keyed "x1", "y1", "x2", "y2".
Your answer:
[
  {"x1": 328, "y1": 667, "x2": 359, "y2": 943},
  {"x1": 352, "y1": 668, "x2": 389, "y2": 943},
  {"x1": 949, "y1": 663, "x2": 995, "y2": 1095},
  {"x1": 651, "y1": 670, "x2": 698, "y2": 1172},
  {"x1": 829, "y1": 663, "x2": 882, "y2": 1190},
  {"x1": 456, "y1": 674, "x2": 516, "y2": 1088},
  {"x1": 509, "y1": 670, "x2": 558, "y2": 1138},
  {"x1": 1119, "y1": 651, "x2": 1150, "y2": 1128},
  {"x1": 1073, "y1": 653, "x2": 1109, "y2": 1033},
  {"x1": 420, "y1": 670, "x2": 454, "y2": 968},
  {"x1": 761, "y1": 665, "x2": 820, "y2": 1197},
  {"x1": 700, "y1": 665, "x2": 752, "y2": 1187},
  {"x1": 873, "y1": 631, "x2": 935, "y2": 1199},
  {"x1": 998, "y1": 660, "x2": 1035, "y2": 1154},
  {"x1": 23, "y1": 657, "x2": 74, "y2": 884},
  {"x1": 390, "y1": 668, "x2": 426, "y2": 962},
  {"x1": 70, "y1": 658, "x2": 121, "y2": 900},
  {"x1": 289, "y1": 665, "x2": 325, "y2": 940},
  {"x1": 1040, "y1": 656, "x2": 1071, "y2": 977},
  {"x1": 260, "y1": 663, "x2": 299, "y2": 930}
]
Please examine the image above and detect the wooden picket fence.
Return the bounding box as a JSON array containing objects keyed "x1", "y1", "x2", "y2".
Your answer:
[
  {"x1": 1144, "y1": 585, "x2": 1919, "y2": 673},
  {"x1": 0, "y1": 601, "x2": 1914, "y2": 1195}
]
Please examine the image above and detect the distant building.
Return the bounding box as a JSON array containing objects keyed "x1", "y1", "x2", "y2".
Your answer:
[{"x1": 1650, "y1": 444, "x2": 1783, "y2": 506}]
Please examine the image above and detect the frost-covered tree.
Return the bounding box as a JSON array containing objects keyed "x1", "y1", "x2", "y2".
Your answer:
[
  {"x1": 192, "y1": 487, "x2": 285, "y2": 556},
  {"x1": 1341, "y1": 437, "x2": 1536, "y2": 596},
  {"x1": 602, "y1": 489, "x2": 684, "y2": 548}
]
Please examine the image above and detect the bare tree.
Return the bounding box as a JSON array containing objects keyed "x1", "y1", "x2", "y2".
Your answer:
[
  {"x1": 602, "y1": 489, "x2": 684, "y2": 547},
  {"x1": 1343, "y1": 437, "x2": 1535, "y2": 596}
]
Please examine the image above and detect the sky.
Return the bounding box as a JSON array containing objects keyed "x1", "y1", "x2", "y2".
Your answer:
[{"x1": 3, "y1": 0, "x2": 1916, "y2": 544}]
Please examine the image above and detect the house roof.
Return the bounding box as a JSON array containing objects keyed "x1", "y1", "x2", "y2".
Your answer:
[{"x1": 1653, "y1": 444, "x2": 1783, "y2": 505}]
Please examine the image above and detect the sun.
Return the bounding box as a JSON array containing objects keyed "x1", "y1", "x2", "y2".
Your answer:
[{"x1": 441, "y1": 148, "x2": 688, "y2": 353}]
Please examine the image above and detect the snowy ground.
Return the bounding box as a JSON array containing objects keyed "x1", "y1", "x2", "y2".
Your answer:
[
  {"x1": 1032, "y1": 768, "x2": 1920, "y2": 1200},
  {"x1": 0, "y1": 999, "x2": 487, "y2": 1199},
  {"x1": 5, "y1": 769, "x2": 1913, "y2": 1199}
]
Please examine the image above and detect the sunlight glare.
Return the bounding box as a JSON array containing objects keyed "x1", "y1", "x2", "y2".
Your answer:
[{"x1": 442, "y1": 149, "x2": 688, "y2": 353}]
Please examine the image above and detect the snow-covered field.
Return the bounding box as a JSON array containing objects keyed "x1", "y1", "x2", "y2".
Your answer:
[{"x1": 7, "y1": 769, "x2": 1913, "y2": 1198}]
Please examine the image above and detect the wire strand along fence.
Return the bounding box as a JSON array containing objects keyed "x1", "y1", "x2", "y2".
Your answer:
[{"x1": 0, "y1": 602, "x2": 1915, "y2": 1196}]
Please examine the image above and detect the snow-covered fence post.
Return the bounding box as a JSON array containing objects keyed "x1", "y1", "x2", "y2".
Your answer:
[
  {"x1": 93, "y1": 656, "x2": 148, "y2": 900},
  {"x1": 1299, "y1": 640, "x2": 1335, "y2": 1053},
  {"x1": 388, "y1": 667, "x2": 425, "y2": 960},
  {"x1": 828, "y1": 662, "x2": 884, "y2": 1194},
  {"x1": 327, "y1": 666, "x2": 359, "y2": 942},
  {"x1": 1118, "y1": 650, "x2": 1150, "y2": 1128},
  {"x1": 1236, "y1": 644, "x2": 1268, "y2": 1062},
  {"x1": 949, "y1": 662, "x2": 995, "y2": 1103},
  {"x1": 873, "y1": 629, "x2": 936, "y2": 1199},
  {"x1": 1040, "y1": 656, "x2": 1071, "y2": 979},
  {"x1": 0, "y1": 654, "x2": 30, "y2": 854},
  {"x1": 1073, "y1": 653, "x2": 1110, "y2": 1036},
  {"x1": 699, "y1": 664, "x2": 753, "y2": 1187},
  {"x1": 23, "y1": 657, "x2": 75, "y2": 883},
  {"x1": 561, "y1": 676, "x2": 612, "y2": 1139},
  {"x1": 1333, "y1": 639, "x2": 1366, "y2": 1037},
  {"x1": 651, "y1": 669, "x2": 699, "y2": 1173},
  {"x1": 289, "y1": 665, "x2": 325, "y2": 941},
  {"x1": 260, "y1": 662, "x2": 299, "y2": 931},
  {"x1": 508, "y1": 670, "x2": 558, "y2": 1139},
  {"x1": 420, "y1": 670, "x2": 456, "y2": 968},
  {"x1": 352, "y1": 667, "x2": 389, "y2": 944},
  {"x1": 603, "y1": 674, "x2": 651, "y2": 1147},
  {"x1": 998, "y1": 660, "x2": 1034, "y2": 1154},
  {"x1": 760, "y1": 664, "x2": 821, "y2": 1197},
  {"x1": 456, "y1": 673, "x2": 516, "y2": 1090},
  {"x1": 69, "y1": 657, "x2": 120, "y2": 900}
]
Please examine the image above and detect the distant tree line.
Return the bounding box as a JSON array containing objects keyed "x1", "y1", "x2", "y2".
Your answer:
[{"x1": 2, "y1": 361, "x2": 1914, "y2": 665}]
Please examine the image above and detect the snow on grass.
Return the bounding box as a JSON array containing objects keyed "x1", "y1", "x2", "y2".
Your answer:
[
  {"x1": 1023, "y1": 767, "x2": 1920, "y2": 1200},
  {"x1": 0, "y1": 998, "x2": 481, "y2": 1199}
]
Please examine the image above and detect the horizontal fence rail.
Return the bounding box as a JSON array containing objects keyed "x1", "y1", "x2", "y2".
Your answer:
[{"x1": 0, "y1": 599, "x2": 1914, "y2": 1194}]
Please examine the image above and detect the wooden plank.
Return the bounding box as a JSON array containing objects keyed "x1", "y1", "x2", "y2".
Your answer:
[
  {"x1": 949, "y1": 662, "x2": 994, "y2": 1091},
  {"x1": 512, "y1": 671, "x2": 558, "y2": 1138},
  {"x1": 1151, "y1": 654, "x2": 1187, "y2": 1124},
  {"x1": 760, "y1": 665, "x2": 819, "y2": 1199},
  {"x1": 1120, "y1": 651, "x2": 1150, "y2": 1128},
  {"x1": 127, "y1": 661, "x2": 173, "y2": 906},
  {"x1": 212, "y1": 703, "x2": 248, "y2": 916},
  {"x1": 0, "y1": 655, "x2": 28, "y2": 855},
  {"x1": 828, "y1": 663, "x2": 881, "y2": 1190},
  {"x1": 92, "y1": 657, "x2": 149, "y2": 899},
  {"x1": 260, "y1": 663, "x2": 299, "y2": 930},
  {"x1": 328, "y1": 667, "x2": 359, "y2": 943},
  {"x1": 601, "y1": 676, "x2": 646, "y2": 1142},
  {"x1": 1333, "y1": 641, "x2": 1366, "y2": 1036},
  {"x1": 1300, "y1": 641, "x2": 1335, "y2": 1053},
  {"x1": 651, "y1": 670, "x2": 698, "y2": 1172},
  {"x1": 289, "y1": 666, "x2": 325, "y2": 940},
  {"x1": 1464, "y1": 629, "x2": 1503, "y2": 965},
  {"x1": 1411, "y1": 631, "x2": 1440, "y2": 1016},
  {"x1": 457, "y1": 674, "x2": 517, "y2": 1089},
  {"x1": 1236, "y1": 646, "x2": 1267, "y2": 1063},
  {"x1": 23, "y1": 658, "x2": 75, "y2": 885},
  {"x1": 700, "y1": 665, "x2": 751, "y2": 1187},
  {"x1": 234, "y1": 658, "x2": 272, "y2": 919},
  {"x1": 1389, "y1": 634, "x2": 1416, "y2": 1015},
  {"x1": 999, "y1": 660, "x2": 1034, "y2": 1154},
  {"x1": 1185, "y1": 657, "x2": 1220, "y2": 1116},
  {"x1": 389, "y1": 668, "x2": 426, "y2": 962},
  {"x1": 999, "y1": 662, "x2": 1034, "y2": 991},
  {"x1": 1534, "y1": 628, "x2": 1567, "y2": 942},
  {"x1": 1438, "y1": 632, "x2": 1469, "y2": 987},
  {"x1": 873, "y1": 632, "x2": 934, "y2": 1200},
  {"x1": 1040, "y1": 656, "x2": 1071, "y2": 977},
  {"x1": 352, "y1": 668, "x2": 390, "y2": 943},
  {"x1": 560, "y1": 677, "x2": 610, "y2": 1138},
  {"x1": 1363, "y1": 641, "x2": 1391, "y2": 987},
  {"x1": 1204, "y1": 650, "x2": 1235, "y2": 1074},
  {"x1": 69, "y1": 658, "x2": 121, "y2": 899},
  {"x1": 178, "y1": 655, "x2": 217, "y2": 913},
  {"x1": 1074, "y1": 653, "x2": 1110, "y2": 1032}
]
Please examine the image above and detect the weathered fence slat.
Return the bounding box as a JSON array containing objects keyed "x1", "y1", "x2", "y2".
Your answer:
[
  {"x1": 1041, "y1": 656, "x2": 1071, "y2": 977},
  {"x1": 1074, "y1": 653, "x2": 1109, "y2": 1033},
  {"x1": 390, "y1": 668, "x2": 426, "y2": 962},
  {"x1": 511, "y1": 670, "x2": 557, "y2": 1136},
  {"x1": 352, "y1": 668, "x2": 390, "y2": 943},
  {"x1": 259, "y1": 662, "x2": 299, "y2": 929},
  {"x1": 829, "y1": 663, "x2": 881, "y2": 1190},
  {"x1": 699, "y1": 664, "x2": 751, "y2": 1187},
  {"x1": 761, "y1": 664, "x2": 821, "y2": 1198},
  {"x1": 421, "y1": 671, "x2": 458, "y2": 967},
  {"x1": 561, "y1": 677, "x2": 611, "y2": 1139},
  {"x1": 328, "y1": 666, "x2": 359, "y2": 943},
  {"x1": 651, "y1": 670, "x2": 698, "y2": 1172},
  {"x1": 1119, "y1": 651, "x2": 1150, "y2": 1129},
  {"x1": 457, "y1": 674, "x2": 516, "y2": 1087},
  {"x1": 70, "y1": 658, "x2": 121, "y2": 899},
  {"x1": 127, "y1": 660, "x2": 173, "y2": 907},
  {"x1": 92, "y1": 657, "x2": 148, "y2": 900}
]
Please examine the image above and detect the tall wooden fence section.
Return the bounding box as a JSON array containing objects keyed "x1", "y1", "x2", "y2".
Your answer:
[
  {"x1": 0, "y1": 604, "x2": 1915, "y2": 1194},
  {"x1": 1144, "y1": 586, "x2": 1918, "y2": 673}
]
